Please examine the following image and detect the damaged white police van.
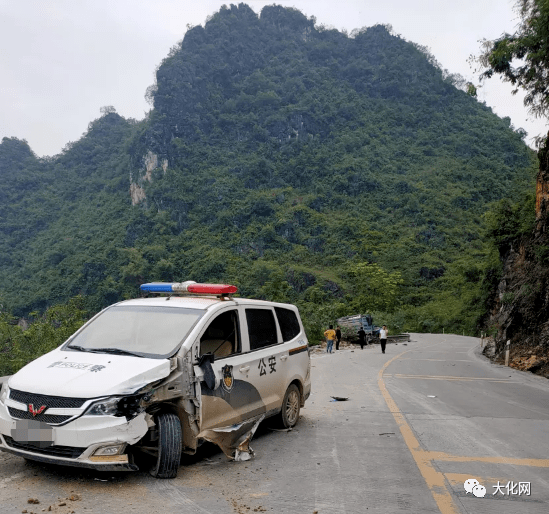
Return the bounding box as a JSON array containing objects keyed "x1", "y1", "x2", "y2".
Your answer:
[{"x1": 0, "y1": 282, "x2": 311, "y2": 478}]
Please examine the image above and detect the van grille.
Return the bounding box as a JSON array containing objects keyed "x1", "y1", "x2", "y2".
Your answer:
[
  {"x1": 9, "y1": 389, "x2": 88, "y2": 409},
  {"x1": 4, "y1": 436, "x2": 85, "y2": 459},
  {"x1": 8, "y1": 407, "x2": 72, "y2": 425}
]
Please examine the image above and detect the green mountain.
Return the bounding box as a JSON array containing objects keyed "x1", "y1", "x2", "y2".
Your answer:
[{"x1": 0, "y1": 4, "x2": 536, "y2": 340}]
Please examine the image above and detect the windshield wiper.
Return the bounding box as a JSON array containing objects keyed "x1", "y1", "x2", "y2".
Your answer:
[
  {"x1": 67, "y1": 345, "x2": 94, "y2": 353},
  {"x1": 87, "y1": 348, "x2": 144, "y2": 358}
]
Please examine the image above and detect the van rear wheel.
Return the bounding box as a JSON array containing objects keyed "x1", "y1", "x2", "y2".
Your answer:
[
  {"x1": 149, "y1": 412, "x2": 182, "y2": 479},
  {"x1": 279, "y1": 384, "x2": 301, "y2": 428}
]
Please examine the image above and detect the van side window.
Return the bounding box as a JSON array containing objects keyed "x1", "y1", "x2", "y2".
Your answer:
[
  {"x1": 274, "y1": 307, "x2": 300, "y2": 342},
  {"x1": 245, "y1": 309, "x2": 278, "y2": 350},
  {"x1": 200, "y1": 310, "x2": 241, "y2": 359}
]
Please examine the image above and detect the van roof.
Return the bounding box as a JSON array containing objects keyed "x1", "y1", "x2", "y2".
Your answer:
[
  {"x1": 119, "y1": 296, "x2": 222, "y2": 310},
  {"x1": 118, "y1": 296, "x2": 298, "y2": 311}
]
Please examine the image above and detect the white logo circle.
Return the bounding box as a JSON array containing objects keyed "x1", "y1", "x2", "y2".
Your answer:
[
  {"x1": 472, "y1": 485, "x2": 487, "y2": 498},
  {"x1": 464, "y1": 478, "x2": 479, "y2": 494}
]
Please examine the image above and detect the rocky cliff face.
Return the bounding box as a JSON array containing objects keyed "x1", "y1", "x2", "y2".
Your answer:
[
  {"x1": 484, "y1": 135, "x2": 549, "y2": 377},
  {"x1": 129, "y1": 150, "x2": 168, "y2": 206}
]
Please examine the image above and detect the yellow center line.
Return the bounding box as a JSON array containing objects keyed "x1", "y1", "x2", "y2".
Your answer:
[
  {"x1": 397, "y1": 374, "x2": 507, "y2": 379},
  {"x1": 418, "y1": 351, "x2": 470, "y2": 353},
  {"x1": 378, "y1": 342, "x2": 549, "y2": 514},
  {"x1": 427, "y1": 452, "x2": 549, "y2": 467},
  {"x1": 444, "y1": 473, "x2": 510, "y2": 487},
  {"x1": 391, "y1": 374, "x2": 514, "y2": 383},
  {"x1": 400, "y1": 359, "x2": 474, "y2": 362},
  {"x1": 378, "y1": 345, "x2": 462, "y2": 514}
]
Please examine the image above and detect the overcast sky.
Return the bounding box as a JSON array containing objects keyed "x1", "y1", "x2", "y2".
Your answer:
[{"x1": 1, "y1": 0, "x2": 547, "y2": 157}]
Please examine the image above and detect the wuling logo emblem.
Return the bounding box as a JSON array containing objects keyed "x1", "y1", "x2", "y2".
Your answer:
[{"x1": 28, "y1": 404, "x2": 47, "y2": 417}]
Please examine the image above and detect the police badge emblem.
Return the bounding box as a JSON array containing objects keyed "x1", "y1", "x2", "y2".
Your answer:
[{"x1": 221, "y1": 364, "x2": 234, "y2": 392}]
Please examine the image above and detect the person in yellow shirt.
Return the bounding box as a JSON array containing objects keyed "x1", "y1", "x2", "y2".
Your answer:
[{"x1": 324, "y1": 325, "x2": 336, "y2": 353}]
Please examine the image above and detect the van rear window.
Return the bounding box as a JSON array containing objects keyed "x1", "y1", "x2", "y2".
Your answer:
[
  {"x1": 245, "y1": 309, "x2": 278, "y2": 350},
  {"x1": 275, "y1": 307, "x2": 300, "y2": 342}
]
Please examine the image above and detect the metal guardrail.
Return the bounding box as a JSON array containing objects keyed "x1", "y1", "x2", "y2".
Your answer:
[{"x1": 387, "y1": 334, "x2": 411, "y2": 343}]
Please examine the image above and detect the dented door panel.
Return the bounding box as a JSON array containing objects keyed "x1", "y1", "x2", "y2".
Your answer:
[
  {"x1": 244, "y1": 307, "x2": 288, "y2": 413},
  {"x1": 193, "y1": 306, "x2": 263, "y2": 431},
  {"x1": 195, "y1": 353, "x2": 264, "y2": 430}
]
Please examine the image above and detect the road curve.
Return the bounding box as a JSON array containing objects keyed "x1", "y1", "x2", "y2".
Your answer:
[
  {"x1": 381, "y1": 333, "x2": 549, "y2": 513},
  {"x1": 1, "y1": 334, "x2": 548, "y2": 513}
]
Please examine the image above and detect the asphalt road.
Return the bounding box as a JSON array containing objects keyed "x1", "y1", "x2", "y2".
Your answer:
[{"x1": 1, "y1": 334, "x2": 548, "y2": 514}]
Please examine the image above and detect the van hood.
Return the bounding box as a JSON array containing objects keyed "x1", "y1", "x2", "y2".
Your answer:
[{"x1": 8, "y1": 348, "x2": 171, "y2": 398}]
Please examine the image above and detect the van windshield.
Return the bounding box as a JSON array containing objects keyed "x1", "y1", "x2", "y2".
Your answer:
[{"x1": 66, "y1": 305, "x2": 204, "y2": 358}]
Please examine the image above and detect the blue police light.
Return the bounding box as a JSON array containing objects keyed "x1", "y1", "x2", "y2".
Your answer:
[{"x1": 140, "y1": 282, "x2": 180, "y2": 293}]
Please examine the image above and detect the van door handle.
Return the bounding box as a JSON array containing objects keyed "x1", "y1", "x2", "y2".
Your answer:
[
  {"x1": 280, "y1": 355, "x2": 288, "y2": 361},
  {"x1": 239, "y1": 366, "x2": 250, "y2": 373}
]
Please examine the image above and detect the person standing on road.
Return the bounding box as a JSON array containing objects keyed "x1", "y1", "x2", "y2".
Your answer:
[
  {"x1": 357, "y1": 326, "x2": 366, "y2": 350},
  {"x1": 324, "y1": 325, "x2": 336, "y2": 353},
  {"x1": 380, "y1": 325, "x2": 388, "y2": 354},
  {"x1": 335, "y1": 325, "x2": 342, "y2": 351}
]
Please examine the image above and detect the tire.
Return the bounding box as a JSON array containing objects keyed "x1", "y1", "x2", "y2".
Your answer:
[
  {"x1": 149, "y1": 412, "x2": 182, "y2": 479},
  {"x1": 279, "y1": 384, "x2": 301, "y2": 428}
]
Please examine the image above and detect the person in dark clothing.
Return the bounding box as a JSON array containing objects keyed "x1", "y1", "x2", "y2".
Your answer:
[
  {"x1": 357, "y1": 327, "x2": 366, "y2": 349},
  {"x1": 335, "y1": 326, "x2": 342, "y2": 351}
]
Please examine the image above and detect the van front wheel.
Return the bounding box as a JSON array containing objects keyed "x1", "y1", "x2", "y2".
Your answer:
[
  {"x1": 149, "y1": 412, "x2": 182, "y2": 479},
  {"x1": 279, "y1": 384, "x2": 301, "y2": 428}
]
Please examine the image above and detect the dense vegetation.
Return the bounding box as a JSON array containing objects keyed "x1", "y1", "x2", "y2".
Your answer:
[
  {"x1": 0, "y1": 4, "x2": 538, "y2": 375},
  {"x1": 473, "y1": 0, "x2": 549, "y2": 376}
]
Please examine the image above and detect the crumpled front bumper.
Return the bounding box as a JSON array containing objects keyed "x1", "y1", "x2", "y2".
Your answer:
[{"x1": 0, "y1": 401, "x2": 148, "y2": 471}]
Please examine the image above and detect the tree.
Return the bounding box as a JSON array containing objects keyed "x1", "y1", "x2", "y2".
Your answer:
[
  {"x1": 259, "y1": 270, "x2": 292, "y2": 303},
  {"x1": 100, "y1": 105, "x2": 117, "y2": 115},
  {"x1": 478, "y1": 0, "x2": 549, "y2": 119},
  {"x1": 466, "y1": 82, "x2": 478, "y2": 97},
  {"x1": 349, "y1": 263, "x2": 403, "y2": 313},
  {"x1": 0, "y1": 297, "x2": 88, "y2": 376}
]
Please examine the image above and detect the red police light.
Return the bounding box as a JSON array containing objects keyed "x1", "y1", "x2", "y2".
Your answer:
[{"x1": 186, "y1": 283, "x2": 238, "y2": 295}]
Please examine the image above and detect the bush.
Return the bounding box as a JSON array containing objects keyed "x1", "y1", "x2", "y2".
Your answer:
[{"x1": 0, "y1": 297, "x2": 88, "y2": 376}]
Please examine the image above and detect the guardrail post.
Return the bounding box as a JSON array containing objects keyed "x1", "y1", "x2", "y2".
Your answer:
[{"x1": 504, "y1": 340, "x2": 510, "y2": 366}]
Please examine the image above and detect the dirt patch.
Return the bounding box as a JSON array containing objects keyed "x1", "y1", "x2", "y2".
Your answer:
[
  {"x1": 309, "y1": 339, "x2": 376, "y2": 355},
  {"x1": 21, "y1": 493, "x2": 81, "y2": 514},
  {"x1": 483, "y1": 338, "x2": 549, "y2": 378}
]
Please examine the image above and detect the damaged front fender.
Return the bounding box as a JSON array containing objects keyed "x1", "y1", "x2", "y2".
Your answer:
[{"x1": 199, "y1": 414, "x2": 265, "y2": 461}]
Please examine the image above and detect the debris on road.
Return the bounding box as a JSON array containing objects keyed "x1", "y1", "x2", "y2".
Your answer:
[
  {"x1": 330, "y1": 396, "x2": 349, "y2": 402},
  {"x1": 379, "y1": 433, "x2": 395, "y2": 436}
]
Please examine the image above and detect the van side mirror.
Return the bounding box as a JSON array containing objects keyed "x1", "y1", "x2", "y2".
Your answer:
[
  {"x1": 198, "y1": 353, "x2": 216, "y2": 390},
  {"x1": 198, "y1": 353, "x2": 215, "y2": 366}
]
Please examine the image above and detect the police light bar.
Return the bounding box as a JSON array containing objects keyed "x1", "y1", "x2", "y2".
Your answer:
[{"x1": 140, "y1": 281, "x2": 238, "y2": 295}]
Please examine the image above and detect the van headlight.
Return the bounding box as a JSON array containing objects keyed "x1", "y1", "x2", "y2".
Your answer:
[
  {"x1": 85, "y1": 397, "x2": 123, "y2": 416},
  {"x1": 0, "y1": 383, "x2": 8, "y2": 405},
  {"x1": 85, "y1": 395, "x2": 144, "y2": 419}
]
